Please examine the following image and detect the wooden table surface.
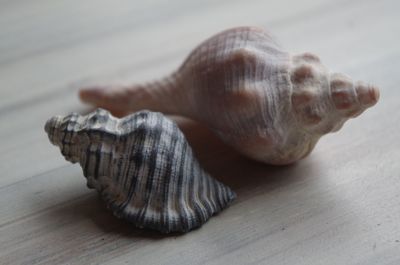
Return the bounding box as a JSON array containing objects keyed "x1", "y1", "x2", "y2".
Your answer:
[{"x1": 1, "y1": 0, "x2": 399, "y2": 264}]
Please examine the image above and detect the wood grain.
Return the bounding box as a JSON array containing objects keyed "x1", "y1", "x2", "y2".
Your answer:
[{"x1": 1, "y1": 0, "x2": 399, "y2": 264}]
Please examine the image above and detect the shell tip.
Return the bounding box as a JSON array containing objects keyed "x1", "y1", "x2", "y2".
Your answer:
[
  {"x1": 356, "y1": 83, "x2": 380, "y2": 107},
  {"x1": 44, "y1": 116, "x2": 62, "y2": 145}
]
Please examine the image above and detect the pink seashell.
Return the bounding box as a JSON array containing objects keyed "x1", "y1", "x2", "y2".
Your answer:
[{"x1": 80, "y1": 26, "x2": 379, "y2": 165}]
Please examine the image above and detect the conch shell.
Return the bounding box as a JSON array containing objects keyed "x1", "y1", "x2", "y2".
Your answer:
[
  {"x1": 45, "y1": 109, "x2": 236, "y2": 233},
  {"x1": 80, "y1": 26, "x2": 380, "y2": 165}
]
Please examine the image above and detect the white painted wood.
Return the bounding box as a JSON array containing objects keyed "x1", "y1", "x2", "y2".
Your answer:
[{"x1": 1, "y1": 0, "x2": 399, "y2": 264}]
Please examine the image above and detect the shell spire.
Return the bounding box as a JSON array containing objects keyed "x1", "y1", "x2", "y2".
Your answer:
[
  {"x1": 45, "y1": 109, "x2": 236, "y2": 233},
  {"x1": 79, "y1": 26, "x2": 380, "y2": 165},
  {"x1": 329, "y1": 73, "x2": 379, "y2": 117},
  {"x1": 289, "y1": 54, "x2": 380, "y2": 135}
]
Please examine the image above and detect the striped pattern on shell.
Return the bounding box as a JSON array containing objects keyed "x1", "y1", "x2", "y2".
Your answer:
[{"x1": 44, "y1": 109, "x2": 236, "y2": 233}]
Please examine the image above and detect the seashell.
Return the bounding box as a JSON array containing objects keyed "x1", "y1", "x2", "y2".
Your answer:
[
  {"x1": 44, "y1": 109, "x2": 236, "y2": 233},
  {"x1": 79, "y1": 26, "x2": 380, "y2": 165}
]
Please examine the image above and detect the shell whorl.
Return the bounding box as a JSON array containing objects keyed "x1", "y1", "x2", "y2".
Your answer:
[
  {"x1": 178, "y1": 27, "x2": 292, "y2": 131},
  {"x1": 45, "y1": 109, "x2": 236, "y2": 233}
]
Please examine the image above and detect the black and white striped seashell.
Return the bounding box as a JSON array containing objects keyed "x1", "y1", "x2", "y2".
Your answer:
[{"x1": 44, "y1": 108, "x2": 236, "y2": 233}]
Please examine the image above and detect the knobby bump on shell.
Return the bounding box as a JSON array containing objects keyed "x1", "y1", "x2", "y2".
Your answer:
[{"x1": 45, "y1": 109, "x2": 236, "y2": 233}]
